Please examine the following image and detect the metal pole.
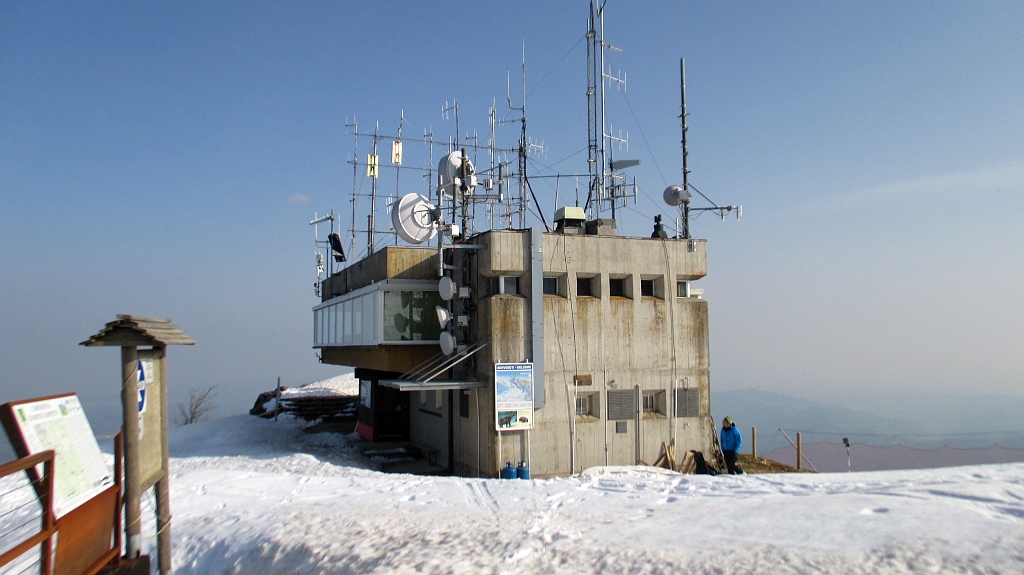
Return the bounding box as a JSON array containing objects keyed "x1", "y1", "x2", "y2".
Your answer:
[
  {"x1": 634, "y1": 385, "x2": 642, "y2": 465},
  {"x1": 796, "y1": 432, "x2": 802, "y2": 471},
  {"x1": 680, "y1": 58, "x2": 691, "y2": 240},
  {"x1": 751, "y1": 427, "x2": 757, "y2": 459},
  {"x1": 120, "y1": 346, "x2": 142, "y2": 558},
  {"x1": 368, "y1": 125, "x2": 379, "y2": 255}
]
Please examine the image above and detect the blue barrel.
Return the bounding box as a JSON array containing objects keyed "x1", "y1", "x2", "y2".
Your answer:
[
  {"x1": 516, "y1": 461, "x2": 530, "y2": 480},
  {"x1": 500, "y1": 461, "x2": 516, "y2": 480}
]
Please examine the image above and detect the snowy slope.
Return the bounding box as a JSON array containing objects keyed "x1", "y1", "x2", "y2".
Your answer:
[
  {"x1": 4, "y1": 412, "x2": 1024, "y2": 574},
  {"x1": 163, "y1": 417, "x2": 1024, "y2": 574}
]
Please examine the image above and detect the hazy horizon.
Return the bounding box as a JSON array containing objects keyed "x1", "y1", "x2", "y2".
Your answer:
[{"x1": 2, "y1": 2, "x2": 1021, "y2": 439}]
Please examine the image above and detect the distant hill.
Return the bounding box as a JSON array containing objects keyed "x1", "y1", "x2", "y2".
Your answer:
[
  {"x1": 763, "y1": 442, "x2": 1024, "y2": 473},
  {"x1": 712, "y1": 389, "x2": 1024, "y2": 450}
]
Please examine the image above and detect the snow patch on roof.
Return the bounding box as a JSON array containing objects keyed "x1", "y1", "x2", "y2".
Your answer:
[{"x1": 280, "y1": 372, "x2": 358, "y2": 399}]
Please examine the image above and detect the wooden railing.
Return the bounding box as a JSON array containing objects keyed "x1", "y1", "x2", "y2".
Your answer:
[{"x1": 0, "y1": 450, "x2": 56, "y2": 575}]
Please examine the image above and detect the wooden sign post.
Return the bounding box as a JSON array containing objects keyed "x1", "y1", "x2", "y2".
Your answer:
[{"x1": 81, "y1": 315, "x2": 194, "y2": 575}]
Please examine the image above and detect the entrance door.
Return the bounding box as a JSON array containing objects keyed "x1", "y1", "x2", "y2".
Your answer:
[{"x1": 373, "y1": 382, "x2": 410, "y2": 441}]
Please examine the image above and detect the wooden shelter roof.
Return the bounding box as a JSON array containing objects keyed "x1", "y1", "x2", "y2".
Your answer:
[{"x1": 80, "y1": 315, "x2": 195, "y2": 347}]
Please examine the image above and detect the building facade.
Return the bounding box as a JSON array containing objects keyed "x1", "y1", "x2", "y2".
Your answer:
[{"x1": 313, "y1": 224, "x2": 714, "y2": 478}]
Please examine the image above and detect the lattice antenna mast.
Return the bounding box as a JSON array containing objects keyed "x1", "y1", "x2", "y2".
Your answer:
[
  {"x1": 367, "y1": 121, "x2": 380, "y2": 254},
  {"x1": 345, "y1": 118, "x2": 359, "y2": 257},
  {"x1": 679, "y1": 59, "x2": 691, "y2": 239},
  {"x1": 585, "y1": 1, "x2": 601, "y2": 216},
  {"x1": 585, "y1": 1, "x2": 629, "y2": 219},
  {"x1": 510, "y1": 40, "x2": 529, "y2": 228}
]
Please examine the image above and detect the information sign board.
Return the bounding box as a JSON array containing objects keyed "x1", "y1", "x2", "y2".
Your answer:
[
  {"x1": 0, "y1": 393, "x2": 114, "y2": 518},
  {"x1": 137, "y1": 349, "x2": 166, "y2": 489},
  {"x1": 495, "y1": 363, "x2": 534, "y2": 431}
]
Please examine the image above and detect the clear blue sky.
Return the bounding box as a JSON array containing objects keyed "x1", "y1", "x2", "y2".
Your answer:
[{"x1": 2, "y1": 1, "x2": 1022, "y2": 435}]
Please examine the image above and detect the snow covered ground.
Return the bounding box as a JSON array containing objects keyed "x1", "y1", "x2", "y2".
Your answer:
[
  {"x1": 4, "y1": 411, "x2": 1024, "y2": 574},
  {"x1": 160, "y1": 417, "x2": 1024, "y2": 573}
]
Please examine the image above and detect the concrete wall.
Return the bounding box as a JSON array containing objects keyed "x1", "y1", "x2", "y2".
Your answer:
[
  {"x1": 321, "y1": 246, "x2": 437, "y2": 302},
  {"x1": 409, "y1": 389, "x2": 450, "y2": 465},
  {"x1": 318, "y1": 230, "x2": 716, "y2": 478},
  {"x1": 468, "y1": 230, "x2": 714, "y2": 478}
]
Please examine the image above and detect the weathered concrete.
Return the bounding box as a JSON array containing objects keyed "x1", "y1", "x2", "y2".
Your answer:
[{"x1": 317, "y1": 228, "x2": 716, "y2": 478}]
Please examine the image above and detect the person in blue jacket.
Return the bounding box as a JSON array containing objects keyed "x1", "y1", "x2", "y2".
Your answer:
[{"x1": 720, "y1": 416, "x2": 744, "y2": 474}]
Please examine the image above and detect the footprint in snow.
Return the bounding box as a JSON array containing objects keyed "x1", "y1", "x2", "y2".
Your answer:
[{"x1": 859, "y1": 507, "x2": 890, "y2": 515}]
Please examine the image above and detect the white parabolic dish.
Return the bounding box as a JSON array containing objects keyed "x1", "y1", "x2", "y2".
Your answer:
[{"x1": 391, "y1": 193, "x2": 437, "y2": 244}]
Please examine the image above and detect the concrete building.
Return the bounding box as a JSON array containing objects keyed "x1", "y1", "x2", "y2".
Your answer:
[{"x1": 313, "y1": 217, "x2": 716, "y2": 478}]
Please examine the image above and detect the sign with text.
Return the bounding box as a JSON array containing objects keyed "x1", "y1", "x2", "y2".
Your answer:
[
  {"x1": 0, "y1": 393, "x2": 114, "y2": 518},
  {"x1": 137, "y1": 348, "x2": 166, "y2": 490},
  {"x1": 495, "y1": 363, "x2": 534, "y2": 431}
]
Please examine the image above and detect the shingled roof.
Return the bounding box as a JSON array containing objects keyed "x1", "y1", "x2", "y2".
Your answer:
[{"x1": 80, "y1": 315, "x2": 195, "y2": 347}]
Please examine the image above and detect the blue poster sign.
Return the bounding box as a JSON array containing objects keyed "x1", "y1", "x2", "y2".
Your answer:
[{"x1": 495, "y1": 363, "x2": 534, "y2": 431}]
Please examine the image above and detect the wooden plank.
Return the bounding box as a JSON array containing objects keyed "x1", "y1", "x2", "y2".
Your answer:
[{"x1": 54, "y1": 485, "x2": 119, "y2": 575}]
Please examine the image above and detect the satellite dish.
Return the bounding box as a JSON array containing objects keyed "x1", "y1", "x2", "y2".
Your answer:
[
  {"x1": 439, "y1": 332, "x2": 458, "y2": 356},
  {"x1": 438, "y1": 151, "x2": 477, "y2": 197},
  {"x1": 439, "y1": 277, "x2": 457, "y2": 301},
  {"x1": 391, "y1": 193, "x2": 437, "y2": 244},
  {"x1": 436, "y1": 306, "x2": 452, "y2": 329},
  {"x1": 663, "y1": 185, "x2": 691, "y2": 206}
]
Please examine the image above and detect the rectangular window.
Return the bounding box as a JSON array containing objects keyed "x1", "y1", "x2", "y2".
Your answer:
[
  {"x1": 640, "y1": 279, "x2": 655, "y2": 297},
  {"x1": 542, "y1": 276, "x2": 559, "y2": 295},
  {"x1": 642, "y1": 390, "x2": 666, "y2": 416},
  {"x1": 575, "y1": 392, "x2": 599, "y2": 418},
  {"x1": 383, "y1": 290, "x2": 443, "y2": 342},
  {"x1": 608, "y1": 277, "x2": 625, "y2": 297},
  {"x1": 676, "y1": 281, "x2": 690, "y2": 298},
  {"x1": 576, "y1": 276, "x2": 595, "y2": 297},
  {"x1": 496, "y1": 276, "x2": 519, "y2": 295}
]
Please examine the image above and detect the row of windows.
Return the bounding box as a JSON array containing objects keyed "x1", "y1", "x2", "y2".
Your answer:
[
  {"x1": 543, "y1": 275, "x2": 696, "y2": 300},
  {"x1": 486, "y1": 275, "x2": 700, "y2": 300},
  {"x1": 575, "y1": 388, "x2": 700, "y2": 420},
  {"x1": 313, "y1": 280, "x2": 442, "y2": 347}
]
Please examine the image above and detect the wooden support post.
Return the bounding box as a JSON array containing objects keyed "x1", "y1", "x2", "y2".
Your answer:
[
  {"x1": 41, "y1": 455, "x2": 54, "y2": 575},
  {"x1": 751, "y1": 427, "x2": 757, "y2": 459},
  {"x1": 120, "y1": 346, "x2": 142, "y2": 558},
  {"x1": 156, "y1": 347, "x2": 172, "y2": 575},
  {"x1": 796, "y1": 432, "x2": 802, "y2": 471}
]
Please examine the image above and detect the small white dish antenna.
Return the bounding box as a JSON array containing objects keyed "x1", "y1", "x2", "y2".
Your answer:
[
  {"x1": 391, "y1": 193, "x2": 437, "y2": 244},
  {"x1": 435, "y1": 306, "x2": 468, "y2": 329},
  {"x1": 439, "y1": 332, "x2": 458, "y2": 356},
  {"x1": 439, "y1": 277, "x2": 457, "y2": 301},
  {"x1": 663, "y1": 185, "x2": 690, "y2": 206},
  {"x1": 436, "y1": 306, "x2": 451, "y2": 328},
  {"x1": 438, "y1": 276, "x2": 470, "y2": 301}
]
